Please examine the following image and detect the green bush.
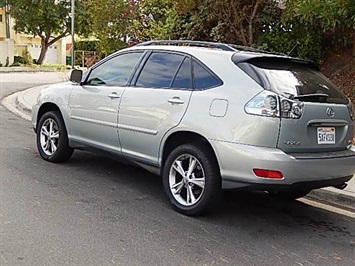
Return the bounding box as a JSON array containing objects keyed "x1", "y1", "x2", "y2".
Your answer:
[
  {"x1": 13, "y1": 50, "x2": 33, "y2": 66},
  {"x1": 13, "y1": 56, "x2": 27, "y2": 65},
  {"x1": 10, "y1": 61, "x2": 21, "y2": 67},
  {"x1": 256, "y1": 24, "x2": 324, "y2": 64},
  {"x1": 75, "y1": 40, "x2": 99, "y2": 51}
]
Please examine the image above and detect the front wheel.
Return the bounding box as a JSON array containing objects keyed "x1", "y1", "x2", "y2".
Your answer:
[
  {"x1": 162, "y1": 143, "x2": 221, "y2": 216},
  {"x1": 36, "y1": 111, "x2": 73, "y2": 163}
]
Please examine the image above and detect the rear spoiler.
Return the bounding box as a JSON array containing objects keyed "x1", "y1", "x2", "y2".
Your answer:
[{"x1": 232, "y1": 53, "x2": 320, "y2": 70}]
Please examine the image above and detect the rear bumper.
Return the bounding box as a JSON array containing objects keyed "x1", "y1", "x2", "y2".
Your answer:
[{"x1": 211, "y1": 140, "x2": 355, "y2": 190}]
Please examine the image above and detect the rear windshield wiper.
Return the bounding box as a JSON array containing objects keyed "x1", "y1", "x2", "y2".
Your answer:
[{"x1": 294, "y1": 93, "x2": 329, "y2": 103}]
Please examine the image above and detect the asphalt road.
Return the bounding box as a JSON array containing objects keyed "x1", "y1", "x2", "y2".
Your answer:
[{"x1": 0, "y1": 73, "x2": 354, "y2": 265}]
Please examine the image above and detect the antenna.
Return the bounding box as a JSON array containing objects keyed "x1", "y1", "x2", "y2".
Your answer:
[{"x1": 287, "y1": 41, "x2": 300, "y2": 56}]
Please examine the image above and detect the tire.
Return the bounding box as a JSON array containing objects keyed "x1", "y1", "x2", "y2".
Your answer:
[
  {"x1": 268, "y1": 190, "x2": 311, "y2": 201},
  {"x1": 36, "y1": 111, "x2": 73, "y2": 163},
  {"x1": 162, "y1": 143, "x2": 221, "y2": 216}
]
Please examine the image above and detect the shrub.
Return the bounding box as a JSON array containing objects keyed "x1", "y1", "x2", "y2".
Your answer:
[{"x1": 13, "y1": 56, "x2": 27, "y2": 65}]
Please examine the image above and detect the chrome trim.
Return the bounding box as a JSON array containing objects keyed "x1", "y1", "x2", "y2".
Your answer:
[
  {"x1": 118, "y1": 124, "x2": 158, "y2": 135},
  {"x1": 70, "y1": 115, "x2": 118, "y2": 128},
  {"x1": 307, "y1": 119, "x2": 348, "y2": 127},
  {"x1": 71, "y1": 116, "x2": 158, "y2": 135},
  {"x1": 326, "y1": 107, "x2": 335, "y2": 118},
  {"x1": 108, "y1": 92, "x2": 121, "y2": 99}
]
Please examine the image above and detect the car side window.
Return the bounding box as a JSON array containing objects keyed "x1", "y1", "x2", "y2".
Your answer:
[
  {"x1": 193, "y1": 60, "x2": 222, "y2": 90},
  {"x1": 136, "y1": 52, "x2": 185, "y2": 88},
  {"x1": 86, "y1": 52, "x2": 143, "y2": 86},
  {"x1": 171, "y1": 57, "x2": 192, "y2": 90}
]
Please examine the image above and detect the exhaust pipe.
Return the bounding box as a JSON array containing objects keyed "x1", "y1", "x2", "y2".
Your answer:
[{"x1": 333, "y1": 183, "x2": 347, "y2": 190}]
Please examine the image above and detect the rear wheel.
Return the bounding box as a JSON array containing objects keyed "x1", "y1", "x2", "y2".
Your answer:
[
  {"x1": 37, "y1": 111, "x2": 73, "y2": 162},
  {"x1": 268, "y1": 190, "x2": 311, "y2": 201},
  {"x1": 162, "y1": 143, "x2": 221, "y2": 216}
]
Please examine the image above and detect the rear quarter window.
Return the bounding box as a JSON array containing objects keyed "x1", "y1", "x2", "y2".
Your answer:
[{"x1": 193, "y1": 60, "x2": 222, "y2": 90}]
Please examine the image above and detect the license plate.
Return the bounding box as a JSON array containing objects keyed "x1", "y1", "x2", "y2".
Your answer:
[{"x1": 317, "y1": 127, "x2": 335, "y2": 144}]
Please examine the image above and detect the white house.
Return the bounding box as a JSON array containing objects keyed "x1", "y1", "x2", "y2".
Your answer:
[{"x1": 0, "y1": 7, "x2": 66, "y2": 65}]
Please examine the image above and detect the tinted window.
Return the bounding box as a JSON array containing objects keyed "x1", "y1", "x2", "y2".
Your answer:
[
  {"x1": 238, "y1": 61, "x2": 348, "y2": 104},
  {"x1": 193, "y1": 61, "x2": 221, "y2": 90},
  {"x1": 136, "y1": 52, "x2": 184, "y2": 88},
  {"x1": 86, "y1": 52, "x2": 143, "y2": 86},
  {"x1": 171, "y1": 58, "x2": 192, "y2": 90}
]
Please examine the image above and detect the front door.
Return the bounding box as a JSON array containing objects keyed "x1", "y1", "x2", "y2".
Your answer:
[{"x1": 68, "y1": 51, "x2": 145, "y2": 153}]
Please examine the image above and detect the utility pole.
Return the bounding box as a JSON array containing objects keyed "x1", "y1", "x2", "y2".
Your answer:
[
  {"x1": 5, "y1": 0, "x2": 10, "y2": 39},
  {"x1": 71, "y1": 0, "x2": 75, "y2": 69}
]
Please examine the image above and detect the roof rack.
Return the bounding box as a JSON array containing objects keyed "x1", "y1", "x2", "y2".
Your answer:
[
  {"x1": 136, "y1": 40, "x2": 237, "y2": 52},
  {"x1": 136, "y1": 40, "x2": 287, "y2": 56},
  {"x1": 228, "y1": 44, "x2": 287, "y2": 56}
]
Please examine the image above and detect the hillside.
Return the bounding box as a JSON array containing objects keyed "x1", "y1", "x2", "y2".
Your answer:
[{"x1": 321, "y1": 49, "x2": 355, "y2": 104}]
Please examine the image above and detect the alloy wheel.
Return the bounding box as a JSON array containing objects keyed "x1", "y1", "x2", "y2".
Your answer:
[
  {"x1": 40, "y1": 118, "x2": 60, "y2": 156},
  {"x1": 168, "y1": 154, "x2": 206, "y2": 206}
]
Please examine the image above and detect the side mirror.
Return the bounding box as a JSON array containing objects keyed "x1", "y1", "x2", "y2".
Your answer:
[{"x1": 70, "y1": 69, "x2": 83, "y2": 83}]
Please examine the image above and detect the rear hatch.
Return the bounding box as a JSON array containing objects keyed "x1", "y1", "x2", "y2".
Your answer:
[{"x1": 236, "y1": 56, "x2": 354, "y2": 153}]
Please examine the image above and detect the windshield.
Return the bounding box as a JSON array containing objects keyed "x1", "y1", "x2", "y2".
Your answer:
[{"x1": 238, "y1": 60, "x2": 348, "y2": 104}]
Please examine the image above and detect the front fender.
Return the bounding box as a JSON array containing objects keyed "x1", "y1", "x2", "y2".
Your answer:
[{"x1": 31, "y1": 82, "x2": 74, "y2": 133}]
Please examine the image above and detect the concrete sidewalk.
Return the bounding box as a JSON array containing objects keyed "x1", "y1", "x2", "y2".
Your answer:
[{"x1": 2, "y1": 85, "x2": 355, "y2": 212}]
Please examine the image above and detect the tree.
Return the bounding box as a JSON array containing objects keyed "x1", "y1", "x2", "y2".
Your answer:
[
  {"x1": 86, "y1": 0, "x2": 133, "y2": 55},
  {"x1": 174, "y1": 0, "x2": 275, "y2": 46},
  {"x1": 130, "y1": 0, "x2": 180, "y2": 41},
  {"x1": 284, "y1": 0, "x2": 355, "y2": 31},
  {"x1": 7, "y1": 0, "x2": 90, "y2": 64},
  {"x1": 86, "y1": 0, "x2": 181, "y2": 54},
  {"x1": 283, "y1": 0, "x2": 355, "y2": 50}
]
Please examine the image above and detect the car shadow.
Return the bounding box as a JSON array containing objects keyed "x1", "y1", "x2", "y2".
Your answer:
[{"x1": 61, "y1": 150, "x2": 355, "y2": 240}]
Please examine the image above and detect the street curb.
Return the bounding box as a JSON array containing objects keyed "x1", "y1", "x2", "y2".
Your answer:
[
  {"x1": 306, "y1": 188, "x2": 355, "y2": 212},
  {"x1": 14, "y1": 85, "x2": 49, "y2": 117},
  {"x1": 0, "y1": 67, "x2": 65, "y2": 73},
  {"x1": 15, "y1": 93, "x2": 32, "y2": 116}
]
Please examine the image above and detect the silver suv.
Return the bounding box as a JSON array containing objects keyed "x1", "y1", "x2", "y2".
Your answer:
[{"x1": 32, "y1": 40, "x2": 355, "y2": 215}]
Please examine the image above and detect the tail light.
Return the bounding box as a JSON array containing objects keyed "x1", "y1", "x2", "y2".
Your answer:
[{"x1": 245, "y1": 91, "x2": 304, "y2": 119}]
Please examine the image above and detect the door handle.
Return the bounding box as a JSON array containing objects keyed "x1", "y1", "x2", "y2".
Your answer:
[
  {"x1": 168, "y1": 97, "x2": 184, "y2": 105},
  {"x1": 108, "y1": 92, "x2": 120, "y2": 99}
]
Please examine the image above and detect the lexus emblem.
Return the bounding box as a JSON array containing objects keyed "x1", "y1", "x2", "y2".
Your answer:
[{"x1": 326, "y1": 107, "x2": 335, "y2": 117}]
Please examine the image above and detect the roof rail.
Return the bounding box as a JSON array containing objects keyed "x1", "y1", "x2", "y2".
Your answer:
[
  {"x1": 228, "y1": 44, "x2": 287, "y2": 56},
  {"x1": 136, "y1": 40, "x2": 237, "y2": 52},
  {"x1": 136, "y1": 40, "x2": 287, "y2": 56}
]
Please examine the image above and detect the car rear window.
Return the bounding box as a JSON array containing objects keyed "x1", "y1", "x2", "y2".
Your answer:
[{"x1": 237, "y1": 59, "x2": 348, "y2": 104}]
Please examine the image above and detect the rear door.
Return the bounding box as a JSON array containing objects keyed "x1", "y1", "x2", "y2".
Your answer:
[
  {"x1": 118, "y1": 51, "x2": 193, "y2": 165},
  {"x1": 239, "y1": 59, "x2": 354, "y2": 153}
]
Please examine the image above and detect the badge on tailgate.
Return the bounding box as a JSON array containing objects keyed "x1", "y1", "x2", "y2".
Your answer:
[{"x1": 317, "y1": 127, "x2": 335, "y2": 144}]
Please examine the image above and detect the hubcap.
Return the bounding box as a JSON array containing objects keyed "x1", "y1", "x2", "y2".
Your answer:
[
  {"x1": 40, "y1": 118, "x2": 59, "y2": 156},
  {"x1": 169, "y1": 154, "x2": 205, "y2": 206}
]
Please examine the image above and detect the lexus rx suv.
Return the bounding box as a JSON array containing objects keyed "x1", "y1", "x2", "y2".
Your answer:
[{"x1": 32, "y1": 40, "x2": 355, "y2": 215}]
